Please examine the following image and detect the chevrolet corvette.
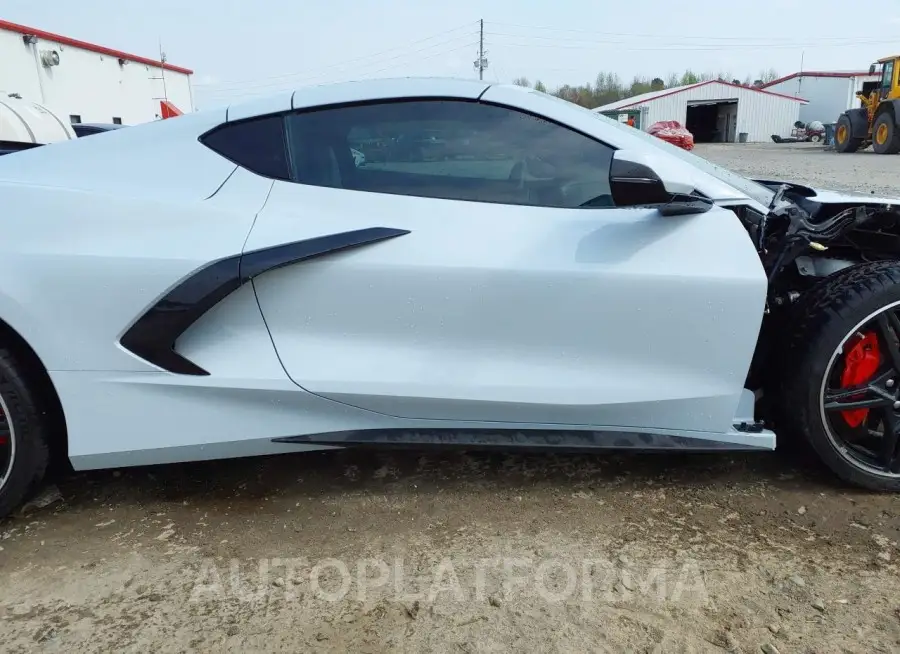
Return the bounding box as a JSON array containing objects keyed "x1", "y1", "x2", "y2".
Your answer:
[{"x1": 2, "y1": 77, "x2": 900, "y2": 517}]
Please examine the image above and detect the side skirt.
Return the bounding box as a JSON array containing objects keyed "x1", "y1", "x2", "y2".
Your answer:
[{"x1": 272, "y1": 427, "x2": 773, "y2": 452}]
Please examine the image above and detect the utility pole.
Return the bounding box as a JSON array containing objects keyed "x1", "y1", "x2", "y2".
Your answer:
[{"x1": 473, "y1": 19, "x2": 488, "y2": 80}]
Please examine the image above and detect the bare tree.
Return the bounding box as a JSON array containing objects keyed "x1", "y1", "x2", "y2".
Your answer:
[{"x1": 759, "y1": 68, "x2": 779, "y2": 83}]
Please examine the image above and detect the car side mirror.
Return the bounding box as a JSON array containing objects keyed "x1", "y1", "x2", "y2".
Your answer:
[
  {"x1": 870, "y1": 64, "x2": 877, "y2": 75},
  {"x1": 609, "y1": 149, "x2": 713, "y2": 216}
]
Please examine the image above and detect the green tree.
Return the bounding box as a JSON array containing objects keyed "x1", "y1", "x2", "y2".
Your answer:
[
  {"x1": 543, "y1": 68, "x2": 779, "y2": 109},
  {"x1": 512, "y1": 76, "x2": 530, "y2": 87},
  {"x1": 680, "y1": 70, "x2": 701, "y2": 85},
  {"x1": 533, "y1": 80, "x2": 547, "y2": 93}
]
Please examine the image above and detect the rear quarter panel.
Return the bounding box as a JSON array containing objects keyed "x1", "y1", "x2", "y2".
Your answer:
[
  {"x1": 0, "y1": 109, "x2": 233, "y2": 202},
  {"x1": 0, "y1": 165, "x2": 274, "y2": 372}
]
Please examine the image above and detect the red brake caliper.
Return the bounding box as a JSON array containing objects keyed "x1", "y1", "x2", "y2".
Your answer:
[{"x1": 840, "y1": 332, "x2": 881, "y2": 427}]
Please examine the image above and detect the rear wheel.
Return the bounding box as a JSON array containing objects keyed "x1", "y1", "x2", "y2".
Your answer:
[
  {"x1": 872, "y1": 112, "x2": 900, "y2": 154},
  {"x1": 0, "y1": 349, "x2": 50, "y2": 518},
  {"x1": 782, "y1": 262, "x2": 900, "y2": 490},
  {"x1": 834, "y1": 113, "x2": 863, "y2": 153}
]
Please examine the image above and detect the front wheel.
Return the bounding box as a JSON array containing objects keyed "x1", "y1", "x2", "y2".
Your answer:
[
  {"x1": 781, "y1": 262, "x2": 900, "y2": 490},
  {"x1": 872, "y1": 112, "x2": 900, "y2": 154},
  {"x1": 834, "y1": 113, "x2": 862, "y2": 153}
]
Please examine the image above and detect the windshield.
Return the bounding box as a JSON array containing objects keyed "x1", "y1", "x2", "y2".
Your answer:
[{"x1": 591, "y1": 111, "x2": 775, "y2": 206}]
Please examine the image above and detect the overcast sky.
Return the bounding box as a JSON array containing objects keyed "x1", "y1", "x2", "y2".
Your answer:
[{"x1": 4, "y1": 0, "x2": 900, "y2": 108}]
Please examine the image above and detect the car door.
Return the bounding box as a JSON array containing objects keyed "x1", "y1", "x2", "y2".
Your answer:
[{"x1": 243, "y1": 95, "x2": 767, "y2": 435}]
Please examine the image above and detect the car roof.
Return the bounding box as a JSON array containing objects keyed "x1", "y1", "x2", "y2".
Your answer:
[{"x1": 226, "y1": 77, "x2": 492, "y2": 121}]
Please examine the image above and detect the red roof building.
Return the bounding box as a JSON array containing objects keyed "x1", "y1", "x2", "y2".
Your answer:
[
  {"x1": 594, "y1": 80, "x2": 807, "y2": 143},
  {"x1": 0, "y1": 19, "x2": 194, "y2": 125}
]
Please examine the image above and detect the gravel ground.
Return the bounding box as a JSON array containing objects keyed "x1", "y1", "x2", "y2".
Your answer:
[
  {"x1": 2, "y1": 143, "x2": 900, "y2": 653},
  {"x1": 695, "y1": 141, "x2": 900, "y2": 197}
]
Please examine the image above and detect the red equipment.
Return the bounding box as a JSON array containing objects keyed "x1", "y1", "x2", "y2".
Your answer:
[{"x1": 647, "y1": 121, "x2": 695, "y2": 151}]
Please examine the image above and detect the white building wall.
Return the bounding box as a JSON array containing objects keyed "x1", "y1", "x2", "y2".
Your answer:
[
  {"x1": 850, "y1": 74, "x2": 879, "y2": 109},
  {"x1": 0, "y1": 27, "x2": 192, "y2": 125},
  {"x1": 633, "y1": 82, "x2": 801, "y2": 142},
  {"x1": 763, "y1": 75, "x2": 878, "y2": 124}
]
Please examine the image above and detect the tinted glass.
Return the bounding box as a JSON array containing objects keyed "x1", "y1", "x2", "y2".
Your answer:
[
  {"x1": 201, "y1": 115, "x2": 290, "y2": 180},
  {"x1": 284, "y1": 100, "x2": 615, "y2": 208},
  {"x1": 883, "y1": 61, "x2": 894, "y2": 90}
]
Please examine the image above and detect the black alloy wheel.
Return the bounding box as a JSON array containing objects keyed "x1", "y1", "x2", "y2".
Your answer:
[
  {"x1": 819, "y1": 304, "x2": 900, "y2": 476},
  {"x1": 782, "y1": 261, "x2": 900, "y2": 490}
]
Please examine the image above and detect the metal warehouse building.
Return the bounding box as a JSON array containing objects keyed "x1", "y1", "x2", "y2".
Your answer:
[
  {"x1": 594, "y1": 80, "x2": 807, "y2": 143},
  {"x1": 0, "y1": 19, "x2": 193, "y2": 126},
  {"x1": 760, "y1": 70, "x2": 879, "y2": 125}
]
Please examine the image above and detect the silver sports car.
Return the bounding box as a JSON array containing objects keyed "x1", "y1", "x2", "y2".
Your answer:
[{"x1": 1, "y1": 77, "x2": 900, "y2": 518}]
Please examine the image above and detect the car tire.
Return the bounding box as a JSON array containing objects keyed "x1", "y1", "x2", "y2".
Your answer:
[
  {"x1": 872, "y1": 112, "x2": 900, "y2": 154},
  {"x1": 833, "y1": 113, "x2": 862, "y2": 153},
  {"x1": 781, "y1": 261, "x2": 900, "y2": 490},
  {"x1": 0, "y1": 348, "x2": 50, "y2": 518}
]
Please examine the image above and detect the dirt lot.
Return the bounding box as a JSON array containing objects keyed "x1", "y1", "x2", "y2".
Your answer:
[
  {"x1": 3, "y1": 143, "x2": 900, "y2": 653},
  {"x1": 696, "y1": 142, "x2": 900, "y2": 197}
]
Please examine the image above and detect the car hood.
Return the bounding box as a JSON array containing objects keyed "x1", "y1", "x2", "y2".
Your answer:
[
  {"x1": 753, "y1": 178, "x2": 900, "y2": 207},
  {"x1": 807, "y1": 188, "x2": 900, "y2": 206}
]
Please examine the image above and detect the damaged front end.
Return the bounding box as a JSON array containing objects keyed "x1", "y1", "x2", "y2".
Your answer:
[
  {"x1": 739, "y1": 180, "x2": 900, "y2": 394},
  {"x1": 741, "y1": 180, "x2": 900, "y2": 294}
]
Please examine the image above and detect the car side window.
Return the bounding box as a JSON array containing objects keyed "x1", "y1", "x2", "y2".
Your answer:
[
  {"x1": 283, "y1": 100, "x2": 616, "y2": 209},
  {"x1": 201, "y1": 115, "x2": 291, "y2": 180}
]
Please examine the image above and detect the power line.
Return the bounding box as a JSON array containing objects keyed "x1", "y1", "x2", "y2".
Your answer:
[
  {"x1": 485, "y1": 30, "x2": 899, "y2": 49},
  {"x1": 485, "y1": 35, "x2": 900, "y2": 52},
  {"x1": 197, "y1": 41, "x2": 478, "y2": 101},
  {"x1": 357, "y1": 41, "x2": 479, "y2": 79},
  {"x1": 197, "y1": 32, "x2": 478, "y2": 95},
  {"x1": 485, "y1": 20, "x2": 895, "y2": 43},
  {"x1": 194, "y1": 20, "x2": 479, "y2": 89}
]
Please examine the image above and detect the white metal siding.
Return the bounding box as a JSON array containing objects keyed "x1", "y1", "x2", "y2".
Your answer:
[
  {"x1": 625, "y1": 82, "x2": 800, "y2": 142},
  {"x1": 850, "y1": 74, "x2": 879, "y2": 112},
  {"x1": 763, "y1": 75, "x2": 878, "y2": 124},
  {"x1": 0, "y1": 27, "x2": 192, "y2": 125}
]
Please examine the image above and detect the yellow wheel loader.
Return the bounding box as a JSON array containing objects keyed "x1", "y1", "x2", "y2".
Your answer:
[{"x1": 835, "y1": 55, "x2": 900, "y2": 154}]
